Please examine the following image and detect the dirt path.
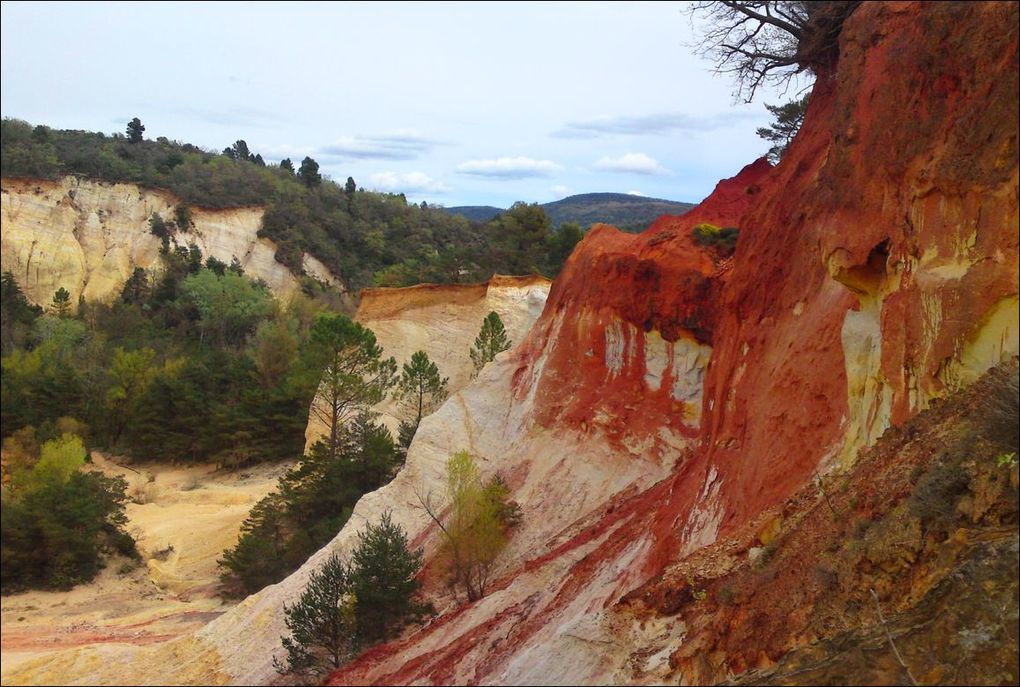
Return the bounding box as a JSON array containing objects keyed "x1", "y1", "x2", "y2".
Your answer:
[{"x1": 0, "y1": 454, "x2": 291, "y2": 680}]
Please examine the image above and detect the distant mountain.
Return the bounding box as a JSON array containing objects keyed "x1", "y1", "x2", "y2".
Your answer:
[
  {"x1": 443, "y1": 205, "x2": 505, "y2": 222},
  {"x1": 443, "y1": 192, "x2": 696, "y2": 232}
]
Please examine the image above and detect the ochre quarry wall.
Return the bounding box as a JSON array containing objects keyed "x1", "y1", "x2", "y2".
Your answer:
[
  {"x1": 305, "y1": 275, "x2": 550, "y2": 445},
  {"x1": 0, "y1": 176, "x2": 342, "y2": 304},
  {"x1": 3, "y1": 3, "x2": 1016, "y2": 685},
  {"x1": 327, "y1": 1, "x2": 1017, "y2": 682}
]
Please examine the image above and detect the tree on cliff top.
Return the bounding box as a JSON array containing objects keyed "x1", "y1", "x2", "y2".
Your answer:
[
  {"x1": 126, "y1": 117, "x2": 144, "y2": 143},
  {"x1": 689, "y1": 1, "x2": 861, "y2": 102},
  {"x1": 298, "y1": 156, "x2": 322, "y2": 187}
]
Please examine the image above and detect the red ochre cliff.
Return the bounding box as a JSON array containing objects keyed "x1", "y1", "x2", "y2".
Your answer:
[
  {"x1": 328, "y1": 2, "x2": 1017, "y2": 684},
  {"x1": 3, "y1": 3, "x2": 1015, "y2": 685}
]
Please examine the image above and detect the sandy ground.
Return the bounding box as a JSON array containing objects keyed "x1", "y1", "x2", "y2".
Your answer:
[{"x1": 0, "y1": 453, "x2": 291, "y2": 681}]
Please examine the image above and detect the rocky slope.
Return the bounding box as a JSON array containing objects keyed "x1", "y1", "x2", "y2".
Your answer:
[
  {"x1": 3, "y1": 2, "x2": 1017, "y2": 685},
  {"x1": 0, "y1": 176, "x2": 342, "y2": 304},
  {"x1": 305, "y1": 274, "x2": 551, "y2": 444}
]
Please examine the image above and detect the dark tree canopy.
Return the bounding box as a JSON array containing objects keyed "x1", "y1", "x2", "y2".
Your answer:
[
  {"x1": 350, "y1": 512, "x2": 426, "y2": 644},
  {"x1": 298, "y1": 156, "x2": 322, "y2": 187},
  {"x1": 126, "y1": 117, "x2": 145, "y2": 143},
  {"x1": 50, "y1": 287, "x2": 72, "y2": 317},
  {"x1": 274, "y1": 552, "x2": 357, "y2": 679},
  {"x1": 690, "y1": 1, "x2": 860, "y2": 102}
]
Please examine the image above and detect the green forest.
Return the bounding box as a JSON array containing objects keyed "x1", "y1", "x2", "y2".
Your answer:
[
  {"x1": 0, "y1": 118, "x2": 583, "y2": 291},
  {"x1": 0, "y1": 240, "x2": 341, "y2": 590},
  {"x1": 0, "y1": 116, "x2": 575, "y2": 596}
]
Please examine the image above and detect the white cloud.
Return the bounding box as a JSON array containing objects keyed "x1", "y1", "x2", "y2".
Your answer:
[
  {"x1": 592, "y1": 152, "x2": 671, "y2": 176},
  {"x1": 319, "y1": 131, "x2": 444, "y2": 160},
  {"x1": 553, "y1": 111, "x2": 759, "y2": 139},
  {"x1": 626, "y1": 190, "x2": 647, "y2": 196},
  {"x1": 367, "y1": 171, "x2": 451, "y2": 194},
  {"x1": 456, "y1": 156, "x2": 562, "y2": 179},
  {"x1": 550, "y1": 184, "x2": 570, "y2": 199},
  {"x1": 255, "y1": 143, "x2": 313, "y2": 161}
]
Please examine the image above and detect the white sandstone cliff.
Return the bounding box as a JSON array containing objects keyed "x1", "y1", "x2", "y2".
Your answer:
[{"x1": 1, "y1": 176, "x2": 341, "y2": 305}]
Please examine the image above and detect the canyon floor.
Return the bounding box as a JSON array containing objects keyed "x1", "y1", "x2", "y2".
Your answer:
[{"x1": 0, "y1": 454, "x2": 290, "y2": 681}]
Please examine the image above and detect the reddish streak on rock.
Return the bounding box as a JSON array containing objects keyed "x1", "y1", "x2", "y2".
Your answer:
[{"x1": 329, "y1": 2, "x2": 1019, "y2": 683}]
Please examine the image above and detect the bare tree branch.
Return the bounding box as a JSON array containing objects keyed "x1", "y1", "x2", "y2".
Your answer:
[{"x1": 689, "y1": 1, "x2": 860, "y2": 102}]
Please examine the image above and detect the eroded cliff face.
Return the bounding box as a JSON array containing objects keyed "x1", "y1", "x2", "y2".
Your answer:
[
  {"x1": 0, "y1": 177, "x2": 342, "y2": 304},
  {"x1": 3, "y1": 2, "x2": 1016, "y2": 685},
  {"x1": 305, "y1": 275, "x2": 551, "y2": 445},
  {"x1": 329, "y1": 2, "x2": 1018, "y2": 682}
]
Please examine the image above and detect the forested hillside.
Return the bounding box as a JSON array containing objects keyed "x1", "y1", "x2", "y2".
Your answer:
[
  {"x1": 444, "y1": 193, "x2": 696, "y2": 232},
  {"x1": 1, "y1": 119, "x2": 581, "y2": 290}
]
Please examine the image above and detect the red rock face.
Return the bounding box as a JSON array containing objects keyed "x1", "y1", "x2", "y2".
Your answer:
[
  {"x1": 330, "y1": 2, "x2": 1018, "y2": 683},
  {"x1": 512, "y1": 159, "x2": 770, "y2": 452}
]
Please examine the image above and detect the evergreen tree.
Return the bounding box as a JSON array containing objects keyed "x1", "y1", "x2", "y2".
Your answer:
[
  {"x1": 469, "y1": 311, "x2": 511, "y2": 376},
  {"x1": 126, "y1": 117, "x2": 145, "y2": 143},
  {"x1": 280, "y1": 158, "x2": 295, "y2": 173},
  {"x1": 395, "y1": 351, "x2": 448, "y2": 452},
  {"x1": 120, "y1": 267, "x2": 151, "y2": 306},
  {"x1": 50, "y1": 287, "x2": 72, "y2": 317},
  {"x1": 274, "y1": 552, "x2": 357, "y2": 680},
  {"x1": 345, "y1": 176, "x2": 357, "y2": 195},
  {"x1": 343, "y1": 411, "x2": 402, "y2": 493},
  {"x1": 547, "y1": 221, "x2": 583, "y2": 274},
  {"x1": 232, "y1": 140, "x2": 251, "y2": 161},
  {"x1": 350, "y1": 512, "x2": 426, "y2": 644},
  {"x1": 305, "y1": 314, "x2": 396, "y2": 460},
  {"x1": 1, "y1": 272, "x2": 42, "y2": 354},
  {"x1": 298, "y1": 156, "x2": 322, "y2": 187},
  {"x1": 174, "y1": 204, "x2": 193, "y2": 230},
  {"x1": 756, "y1": 94, "x2": 810, "y2": 163}
]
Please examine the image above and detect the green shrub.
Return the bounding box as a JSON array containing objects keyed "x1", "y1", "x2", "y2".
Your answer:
[
  {"x1": 691, "y1": 223, "x2": 740, "y2": 255},
  {"x1": 1, "y1": 443, "x2": 135, "y2": 593}
]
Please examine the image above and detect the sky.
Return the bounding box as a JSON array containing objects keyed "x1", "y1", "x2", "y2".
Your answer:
[{"x1": 0, "y1": 1, "x2": 807, "y2": 207}]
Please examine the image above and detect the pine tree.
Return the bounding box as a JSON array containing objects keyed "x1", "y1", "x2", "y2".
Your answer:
[
  {"x1": 126, "y1": 117, "x2": 145, "y2": 143},
  {"x1": 469, "y1": 311, "x2": 511, "y2": 376},
  {"x1": 231, "y1": 140, "x2": 251, "y2": 161},
  {"x1": 350, "y1": 512, "x2": 426, "y2": 644},
  {"x1": 756, "y1": 94, "x2": 810, "y2": 163},
  {"x1": 50, "y1": 287, "x2": 72, "y2": 317},
  {"x1": 298, "y1": 157, "x2": 322, "y2": 187},
  {"x1": 306, "y1": 314, "x2": 397, "y2": 460},
  {"x1": 1, "y1": 272, "x2": 42, "y2": 354},
  {"x1": 395, "y1": 350, "x2": 448, "y2": 452},
  {"x1": 274, "y1": 552, "x2": 357, "y2": 680}
]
